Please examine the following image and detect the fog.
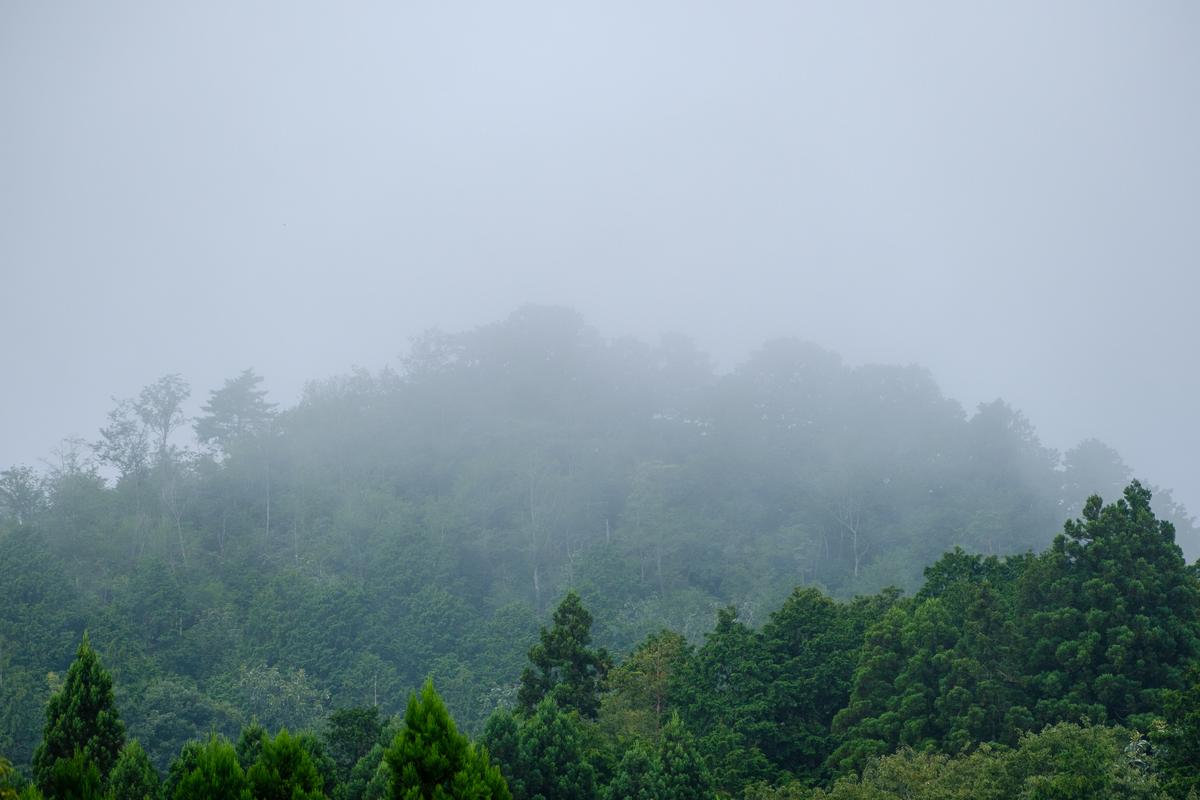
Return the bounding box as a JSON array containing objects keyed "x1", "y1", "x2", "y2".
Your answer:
[{"x1": 2, "y1": 2, "x2": 1198, "y2": 516}]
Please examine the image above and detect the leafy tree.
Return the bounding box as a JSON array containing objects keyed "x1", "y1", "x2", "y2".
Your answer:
[
  {"x1": 0, "y1": 466, "x2": 44, "y2": 525},
  {"x1": 106, "y1": 740, "x2": 160, "y2": 800},
  {"x1": 245, "y1": 729, "x2": 325, "y2": 800},
  {"x1": 518, "y1": 592, "x2": 611, "y2": 719},
  {"x1": 599, "y1": 630, "x2": 689, "y2": 745},
  {"x1": 134, "y1": 375, "x2": 190, "y2": 468},
  {"x1": 1150, "y1": 663, "x2": 1200, "y2": 798},
  {"x1": 384, "y1": 680, "x2": 510, "y2": 800},
  {"x1": 32, "y1": 634, "x2": 125, "y2": 792}
]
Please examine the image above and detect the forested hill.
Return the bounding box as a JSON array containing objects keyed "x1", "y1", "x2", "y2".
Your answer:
[{"x1": 1, "y1": 306, "x2": 1196, "y2": 772}]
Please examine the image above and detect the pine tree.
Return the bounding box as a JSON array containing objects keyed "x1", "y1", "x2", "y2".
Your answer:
[
  {"x1": 657, "y1": 713, "x2": 713, "y2": 800},
  {"x1": 107, "y1": 741, "x2": 160, "y2": 800},
  {"x1": 32, "y1": 633, "x2": 125, "y2": 793},
  {"x1": 482, "y1": 699, "x2": 596, "y2": 800},
  {"x1": 604, "y1": 743, "x2": 663, "y2": 800},
  {"x1": 246, "y1": 729, "x2": 325, "y2": 800},
  {"x1": 518, "y1": 592, "x2": 610, "y2": 719},
  {"x1": 385, "y1": 680, "x2": 510, "y2": 800},
  {"x1": 170, "y1": 735, "x2": 250, "y2": 800}
]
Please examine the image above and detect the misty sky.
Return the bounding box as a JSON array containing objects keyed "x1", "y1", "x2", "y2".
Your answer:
[{"x1": 2, "y1": 2, "x2": 1198, "y2": 517}]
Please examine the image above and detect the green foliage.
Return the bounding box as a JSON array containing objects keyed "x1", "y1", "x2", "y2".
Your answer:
[
  {"x1": 518, "y1": 592, "x2": 611, "y2": 719},
  {"x1": 656, "y1": 713, "x2": 713, "y2": 800},
  {"x1": 384, "y1": 680, "x2": 510, "y2": 800},
  {"x1": 482, "y1": 700, "x2": 596, "y2": 800},
  {"x1": 1150, "y1": 663, "x2": 1200, "y2": 798},
  {"x1": 168, "y1": 735, "x2": 250, "y2": 800},
  {"x1": 32, "y1": 634, "x2": 125, "y2": 793},
  {"x1": 325, "y1": 708, "x2": 383, "y2": 785},
  {"x1": 1023, "y1": 483, "x2": 1200, "y2": 727},
  {"x1": 106, "y1": 740, "x2": 159, "y2": 800},
  {"x1": 245, "y1": 729, "x2": 325, "y2": 800},
  {"x1": 45, "y1": 751, "x2": 102, "y2": 800},
  {"x1": 604, "y1": 743, "x2": 663, "y2": 800}
]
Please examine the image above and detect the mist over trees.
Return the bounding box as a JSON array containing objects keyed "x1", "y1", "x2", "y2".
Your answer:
[{"x1": 1, "y1": 307, "x2": 1198, "y2": 798}]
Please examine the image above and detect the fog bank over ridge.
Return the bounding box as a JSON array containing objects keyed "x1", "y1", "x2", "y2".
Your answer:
[{"x1": 2, "y1": 2, "x2": 1197, "y2": 520}]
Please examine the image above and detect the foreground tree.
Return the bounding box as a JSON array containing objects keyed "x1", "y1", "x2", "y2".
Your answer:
[
  {"x1": 482, "y1": 700, "x2": 596, "y2": 800},
  {"x1": 245, "y1": 729, "x2": 325, "y2": 800},
  {"x1": 32, "y1": 634, "x2": 125, "y2": 793},
  {"x1": 170, "y1": 735, "x2": 250, "y2": 800},
  {"x1": 107, "y1": 741, "x2": 160, "y2": 800},
  {"x1": 385, "y1": 680, "x2": 509, "y2": 800}
]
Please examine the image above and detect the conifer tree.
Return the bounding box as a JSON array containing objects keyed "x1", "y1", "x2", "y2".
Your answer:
[
  {"x1": 517, "y1": 591, "x2": 610, "y2": 719},
  {"x1": 604, "y1": 743, "x2": 663, "y2": 800},
  {"x1": 482, "y1": 699, "x2": 596, "y2": 800},
  {"x1": 107, "y1": 741, "x2": 160, "y2": 800},
  {"x1": 385, "y1": 680, "x2": 510, "y2": 800},
  {"x1": 657, "y1": 713, "x2": 713, "y2": 800},
  {"x1": 32, "y1": 634, "x2": 125, "y2": 793},
  {"x1": 170, "y1": 735, "x2": 250, "y2": 800},
  {"x1": 246, "y1": 729, "x2": 325, "y2": 800}
]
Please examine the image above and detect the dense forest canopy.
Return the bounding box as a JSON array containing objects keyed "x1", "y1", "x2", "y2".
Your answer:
[{"x1": 1, "y1": 307, "x2": 1198, "y2": 799}]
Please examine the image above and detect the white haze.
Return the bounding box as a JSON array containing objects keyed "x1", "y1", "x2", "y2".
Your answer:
[{"x1": 2, "y1": 2, "x2": 1198, "y2": 518}]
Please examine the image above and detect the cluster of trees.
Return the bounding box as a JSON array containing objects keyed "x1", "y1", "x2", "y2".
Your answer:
[
  {"x1": 4, "y1": 485, "x2": 1199, "y2": 798},
  {"x1": 2, "y1": 307, "x2": 1199, "y2": 796}
]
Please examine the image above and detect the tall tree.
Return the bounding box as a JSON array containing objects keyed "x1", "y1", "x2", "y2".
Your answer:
[
  {"x1": 195, "y1": 369, "x2": 276, "y2": 455},
  {"x1": 384, "y1": 680, "x2": 510, "y2": 800},
  {"x1": 135, "y1": 375, "x2": 190, "y2": 468},
  {"x1": 518, "y1": 591, "x2": 610, "y2": 719},
  {"x1": 32, "y1": 634, "x2": 125, "y2": 792}
]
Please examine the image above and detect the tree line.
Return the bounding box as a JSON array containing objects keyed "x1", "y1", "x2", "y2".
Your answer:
[{"x1": 3, "y1": 483, "x2": 1199, "y2": 798}]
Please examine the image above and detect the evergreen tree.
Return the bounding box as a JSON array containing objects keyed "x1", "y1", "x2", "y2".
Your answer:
[
  {"x1": 604, "y1": 743, "x2": 663, "y2": 800},
  {"x1": 518, "y1": 592, "x2": 610, "y2": 719},
  {"x1": 657, "y1": 713, "x2": 713, "y2": 800},
  {"x1": 246, "y1": 729, "x2": 325, "y2": 800},
  {"x1": 106, "y1": 741, "x2": 159, "y2": 800},
  {"x1": 482, "y1": 700, "x2": 596, "y2": 800},
  {"x1": 45, "y1": 751, "x2": 101, "y2": 800},
  {"x1": 325, "y1": 707, "x2": 383, "y2": 785},
  {"x1": 32, "y1": 634, "x2": 125, "y2": 792},
  {"x1": 170, "y1": 735, "x2": 250, "y2": 800},
  {"x1": 1023, "y1": 483, "x2": 1200, "y2": 727},
  {"x1": 384, "y1": 680, "x2": 510, "y2": 800}
]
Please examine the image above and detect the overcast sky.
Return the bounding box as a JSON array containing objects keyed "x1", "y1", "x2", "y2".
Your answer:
[{"x1": 2, "y1": 2, "x2": 1198, "y2": 517}]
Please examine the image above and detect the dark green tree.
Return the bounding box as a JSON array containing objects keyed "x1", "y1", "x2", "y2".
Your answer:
[
  {"x1": 169, "y1": 735, "x2": 250, "y2": 800},
  {"x1": 106, "y1": 741, "x2": 160, "y2": 800},
  {"x1": 1022, "y1": 482, "x2": 1200, "y2": 727},
  {"x1": 482, "y1": 700, "x2": 596, "y2": 800},
  {"x1": 518, "y1": 592, "x2": 611, "y2": 719},
  {"x1": 45, "y1": 751, "x2": 102, "y2": 800},
  {"x1": 603, "y1": 743, "x2": 663, "y2": 800},
  {"x1": 325, "y1": 707, "x2": 383, "y2": 784},
  {"x1": 245, "y1": 729, "x2": 325, "y2": 800},
  {"x1": 384, "y1": 680, "x2": 510, "y2": 800},
  {"x1": 32, "y1": 634, "x2": 125, "y2": 792},
  {"x1": 195, "y1": 370, "x2": 276, "y2": 455},
  {"x1": 657, "y1": 713, "x2": 713, "y2": 800},
  {"x1": 1150, "y1": 663, "x2": 1200, "y2": 799},
  {"x1": 235, "y1": 722, "x2": 268, "y2": 771}
]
